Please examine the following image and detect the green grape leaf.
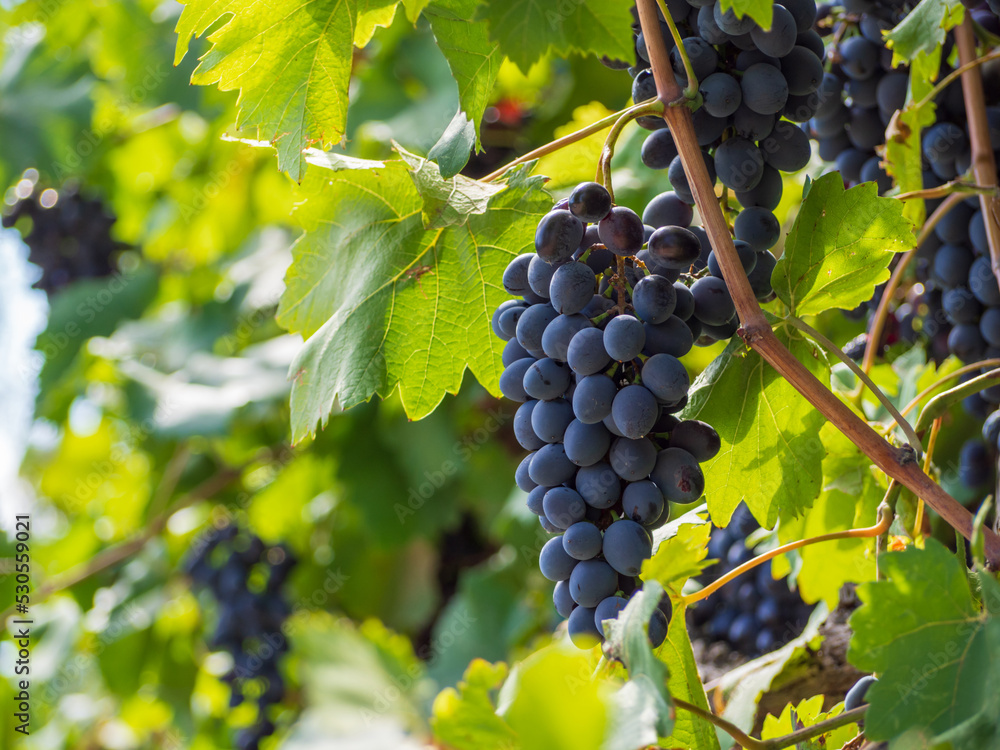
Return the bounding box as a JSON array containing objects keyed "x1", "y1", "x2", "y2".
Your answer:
[
  {"x1": 848, "y1": 541, "x2": 1000, "y2": 743},
  {"x1": 36, "y1": 267, "x2": 159, "y2": 398},
  {"x1": 355, "y1": 0, "x2": 428, "y2": 47},
  {"x1": 396, "y1": 145, "x2": 504, "y2": 228},
  {"x1": 603, "y1": 581, "x2": 673, "y2": 738},
  {"x1": 426, "y1": 0, "x2": 503, "y2": 154},
  {"x1": 772, "y1": 172, "x2": 915, "y2": 317},
  {"x1": 718, "y1": 0, "x2": 773, "y2": 30},
  {"x1": 884, "y1": 49, "x2": 941, "y2": 227},
  {"x1": 277, "y1": 160, "x2": 549, "y2": 438},
  {"x1": 773, "y1": 424, "x2": 884, "y2": 609},
  {"x1": 431, "y1": 659, "x2": 518, "y2": 750},
  {"x1": 680, "y1": 328, "x2": 829, "y2": 529},
  {"x1": 660, "y1": 599, "x2": 722, "y2": 750},
  {"x1": 500, "y1": 647, "x2": 608, "y2": 750},
  {"x1": 476, "y1": 0, "x2": 634, "y2": 74},
  {"x1": 429, "y1": 109, "x2": 478, "y2": 178},
  {"x1": 642, "y1": 520, "x2": 712, "y2": 588},
  {"x1": 884, "y1": 0, "x2": 964, "y2": 66},
  {"x1": 174, "y1": 0, "x2": 359, "y2": 181},
  {"x1": 760, "y1": 696, "x2": 859, "y2": 748}
]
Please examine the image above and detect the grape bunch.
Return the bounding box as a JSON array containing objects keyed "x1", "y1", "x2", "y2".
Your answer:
[
  {"x1": 494, "y1": 180, "x2": 737, "y2": 649},
  {"x1": 687, "y1": 504, "x2": 813, "y2": 655},
  {"x1": 610, "y1": 0, "x2": 827, "y2": 281},
  {"x1": 185, "y1": 525, "x2": 297, "y2": 750},
  {"x1": 2, "y1": 175, "x2": 125, "y2": 295}
]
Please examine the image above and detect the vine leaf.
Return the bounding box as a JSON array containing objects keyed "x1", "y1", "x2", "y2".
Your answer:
[
  {"x1": 475, "y1": 0, "x2": 634, "y2": 74},
  {"x1": 277, "y1": 157, "x2": 548, "y2": 440},
  {"x1": 773, "y1": 424, "x2": 884, "y2": 609},
  {"x1": 356, "y1": 0, "x2": 428, "y2": 47},
  {"x1": 643, "y1": 519, "x2": 712, "y2": 588},
  {"x1": 884, "y1": 0, "x2": 964, "y2": 66},
  {"x1": 430, "y1": 659, "x2": 518, "y2": 750},
  {"x1": 603, "y1": 581, "x2": 674, "y2": 738},
  {"x1": 848, "y1": 540, "x2": 1000, "y2": 744},
  {"x1": 175, "y1": 0, "x2": 499, "y2": 180},
  {"x1": 640, "y1": 523, "x2": 721, "y2": 750},
  {"x1": 174, "y1": 0, "x2": 358, "y2": 182},
  {"x1": 760, "y1": 696, "x2": 859, "y2": 748},
  {"x1": 772, "y1": 172, "x2": 915, "y2": 318},
  {"x1": 717, "y1": 0, "x2": 773, "y2": 30},
  {"x1": 396, "y1": 145, "x2": 504, "y2": 228},
  {"x1": 535, "y1": 101, "x2": 619, "y2": 190},
  {"x1": 680, "y1": 328, "x2": 828, "y2": 529},
  {"x1": 885, "y1": 48, "x2": 941, "y2": 227},
  {"x1": 426, "y1": 0, "x2": 503, "y2": 165},
  {"x1": 500, "y1": 647, "x2": 609, "y2": 750}
]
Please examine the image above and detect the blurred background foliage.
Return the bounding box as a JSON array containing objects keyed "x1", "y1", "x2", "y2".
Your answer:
[{"x1": 0, "y1": 1, "x2": 872, "y2": 748}]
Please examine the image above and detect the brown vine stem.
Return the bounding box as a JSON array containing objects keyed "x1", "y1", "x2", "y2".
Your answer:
[
  {"x1": 683, "y1": 505, "x2": 893, "y2": 606},
  {"x1": 956, "y1": 17, "x2": 1000, "y2": 286},
  {"x1": 635, "y1": 0, "x2": 1000, "y2": 564},
  {"x1": 480, "y1": 98, "x2": 658, "y2": 183},
  {"x1": 860, "y1": 192, "x2": 966, "y2": 376},
  {"x1": 672, "y1": 697, "x2": 868, "y2": 750}
]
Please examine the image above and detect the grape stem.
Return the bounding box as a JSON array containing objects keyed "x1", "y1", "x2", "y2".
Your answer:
[
  {"x1": 789, "y1": 316, "x2": 922, "y2": 455},
  {"x1": 654, "y1": 0, "x2": 699, "y2": 98},
  {"x1": 955, "y1": 18, "x2": 1000, "y2": 289},
  {"x1": 860, "y1": 192, "x2": 967, "y2": 376},
  {"x1": 596, "y1": 101, "x2": 664, "y2": 198},
  {"x1": 634, "y1": 0, "x2": 1000, "y2": 564},
  {"x1": 682, "y1": 504, "x2": 893, "y2": 606},
  {"x1": 876, "y1": 481, "x2": 901, "y2": 581},
  {"x1": 911, "y1": 45, "x2": 1000, "y2": 113},
  {"x1": 672, "y1": 697, "x2": 868, "y2": 750},
  {"x1": 480, "y1": 98, "x2": 660, "y2": 183},
  {"x1": 914, "y1": 417, "x2": 944, "y2": 538},
  {"x1": 914, "y1": 367, "x2": 1000, "y2": 432},
  {"x1": 894, "y1": 358, "x2": 1000, "y2": 423},
  {"x1": 894, "y1": 180, "x2": 1000, "y2": 201}
]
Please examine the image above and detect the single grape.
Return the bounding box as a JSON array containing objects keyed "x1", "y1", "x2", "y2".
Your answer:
[
  {"x1": 573, "y1": 374, "x2": 618, "y2": 424},
  {"x1": 734, "y1": 207, "x2": 780, "y2": 252},
  {"x1": 651, "y1": 447, "x2": 705, "y2": 502},
  {"x1": 567, "y1": 605, "x2": 602, "y2": 647},
  {"x1": 641, "y1": 353, "x2": 690, "y2": 404},
  {"x1": 612, "y1": 385, "x2": 659, "y2": 439},
  {"x1": 564, "y1": 419, "x2": 613, "y2": 467},
  {"x1": 531, "y1": 398, "x2": 575, "y2": 443},
  {"x1": 599, "y1": 206, "x2": 645, "y2": 256},
  {"x1": 553, "y1": 580, "x2": 575, "y2": 617},
  {"x1": 633, "y1": 274, "x2": 678, "y2": 324},
  {"x1": 648, "y1": 226, "x2": 702, "y2": 268},
  {"x1": 751, "y1": 4, "x2": 797, "y2": 57},
  {"x1": 667, "y1": 420, "x2": 721, "y2": 461},
  {"x1": 574, "y1": 461, "x2": 621, "y2": 509},
  {"x1": 543, "y1": 486, "x2": 587, "y2": 530},
  {"x1": 741, "y1": 63, "x2": 789, "y2": 115},
  {"x1": 609, "y1": 437, "x2": 658, "y2": 481},
  {"x1": 539, "y1": 536, "x2": 577, "y2": 581},
  {"x1": 691, "y1": 276, "x2": 736, "y2": 326},
  {"x1": 844, "y1": 676, "x2": 878, "y2": 711},
  {"x1": 568, "y1": 181, "x2": 612, "y2": 222},
  {"x1": 622, "y1": 480, "x2": 665, "y2": 525},
  {"x1": 541, "y1": 313, "x2": 592, "y2": 362},
  {"x1": 536, "y1": 210, "x2": 584, "y2": 265},
  {"x1": 529, "y1": 443, "x2": 576, "y2": 486},
  {"x1": 604, "y1": 314, "x2": 646, "y2": 361},
  {"x1": 603, "y1": 519, "x2": 653, "y2": 576},
  {"x1": 549, "y1": 261, "x2": 597, "y2": 315},
  {"x1": 642, "y1": 191, "x2": 693, "y2": 228},
  {"x1": 700, "y1": 72, "x2": 743, "y2": 118}
]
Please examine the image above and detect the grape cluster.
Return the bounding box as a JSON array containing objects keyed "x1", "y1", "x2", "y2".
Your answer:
[
  {"x1": 688, "y1": 505, "x2": 813, "y2": 655},
  {"x1": 2, "y1": 176, "x2": 124, "y2": 295},
  {"x1": 805, "y1": 0, "x2": 912, "y2": 193},
  {"x1": 494, "y1": 180, "x2": 737, "y2": 648},
  {"x1": 611, "y1": 0, "x2": 826, "y2": 281},
  {"x1": 185, "y1": 525, "x2": 297, "y2": 750}
]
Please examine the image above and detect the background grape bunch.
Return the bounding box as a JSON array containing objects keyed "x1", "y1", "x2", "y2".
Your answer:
[
  {"x1": 185, "y1": 525, "x2": 297, "y2": 750},
  {"x1": 688, "y1": 504, "x2": 813, "y2": 655},
  {"x1": 3, "y1": 175, "x2": 124, "y2": 295},
  {"x1": 608, "y1": 0, "x2": 828, "y2": 294}
]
